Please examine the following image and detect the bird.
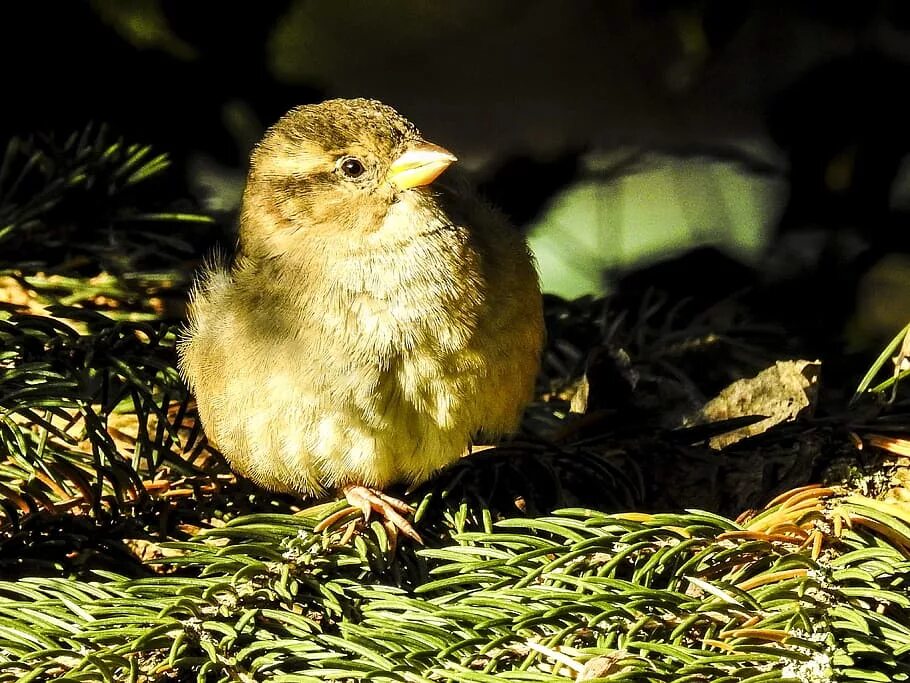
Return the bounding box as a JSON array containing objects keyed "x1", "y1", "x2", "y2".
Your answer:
[{"x1": 178, "y1": 98, "x2": 544, "y2": 542}]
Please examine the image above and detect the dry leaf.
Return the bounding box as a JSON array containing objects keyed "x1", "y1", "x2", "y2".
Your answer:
[{"x1": 696, "y1": 359, "x2": 821, "y2": 449}]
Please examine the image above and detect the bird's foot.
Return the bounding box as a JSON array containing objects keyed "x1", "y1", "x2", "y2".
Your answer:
[{"x1": 342, "y1": 484, "x2": 422, "y2": 544}]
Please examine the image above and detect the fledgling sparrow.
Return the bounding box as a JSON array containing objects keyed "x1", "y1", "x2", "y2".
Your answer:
[{"x1": 178, "y1": 98, "x2": 544, "y2": 541}]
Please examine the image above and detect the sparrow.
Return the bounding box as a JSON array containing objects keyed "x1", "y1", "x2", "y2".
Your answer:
[{"x1": 178, "y1": 98, "x2": 544, "y2": 542}]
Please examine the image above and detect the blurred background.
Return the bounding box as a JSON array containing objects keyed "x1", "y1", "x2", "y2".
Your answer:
[{"x1": 2, "y1": 0, "x2": 910, "y2": 358}]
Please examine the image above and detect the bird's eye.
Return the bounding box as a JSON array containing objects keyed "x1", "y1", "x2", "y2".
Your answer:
[{"x1": 339, "y1": 157, "x2": 365, "y2": 178}]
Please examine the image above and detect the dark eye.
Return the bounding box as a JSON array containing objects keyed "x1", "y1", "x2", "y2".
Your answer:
[{"x1": 340, "y1": 157, "x2": 365, "y2": 178}]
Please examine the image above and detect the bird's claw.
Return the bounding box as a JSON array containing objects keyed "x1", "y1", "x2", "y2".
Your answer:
[{"x1": 342, "y1": 484, "x2": 422, "y2": 544}]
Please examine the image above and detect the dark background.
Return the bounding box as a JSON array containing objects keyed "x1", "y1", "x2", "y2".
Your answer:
[{"x1": 3, "y1": 0, "x2": 910, "y2": 361}]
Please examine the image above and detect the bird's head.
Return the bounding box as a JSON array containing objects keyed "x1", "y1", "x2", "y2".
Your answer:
[{"x1": 240, "y1": 98, "x2": 457, "y2": 256}]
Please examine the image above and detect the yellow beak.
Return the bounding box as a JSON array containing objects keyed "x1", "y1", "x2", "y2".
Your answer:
[{"x1": 387, "y1": 141, "x2": 457, "y2": 191}]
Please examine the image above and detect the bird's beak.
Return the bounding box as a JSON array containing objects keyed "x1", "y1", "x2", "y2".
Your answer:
[{"x1": 387, "y1": 141, "x2": 457, "y2": 191}]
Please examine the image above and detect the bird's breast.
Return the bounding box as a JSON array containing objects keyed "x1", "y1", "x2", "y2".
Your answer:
[{"x1": 307, "y1": 224, "x2": 485, "y2": 356}]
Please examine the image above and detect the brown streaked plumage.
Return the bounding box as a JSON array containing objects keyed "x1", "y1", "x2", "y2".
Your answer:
[{"x1": 178, "y1": 98, "x2": 544, "y2": 542}]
